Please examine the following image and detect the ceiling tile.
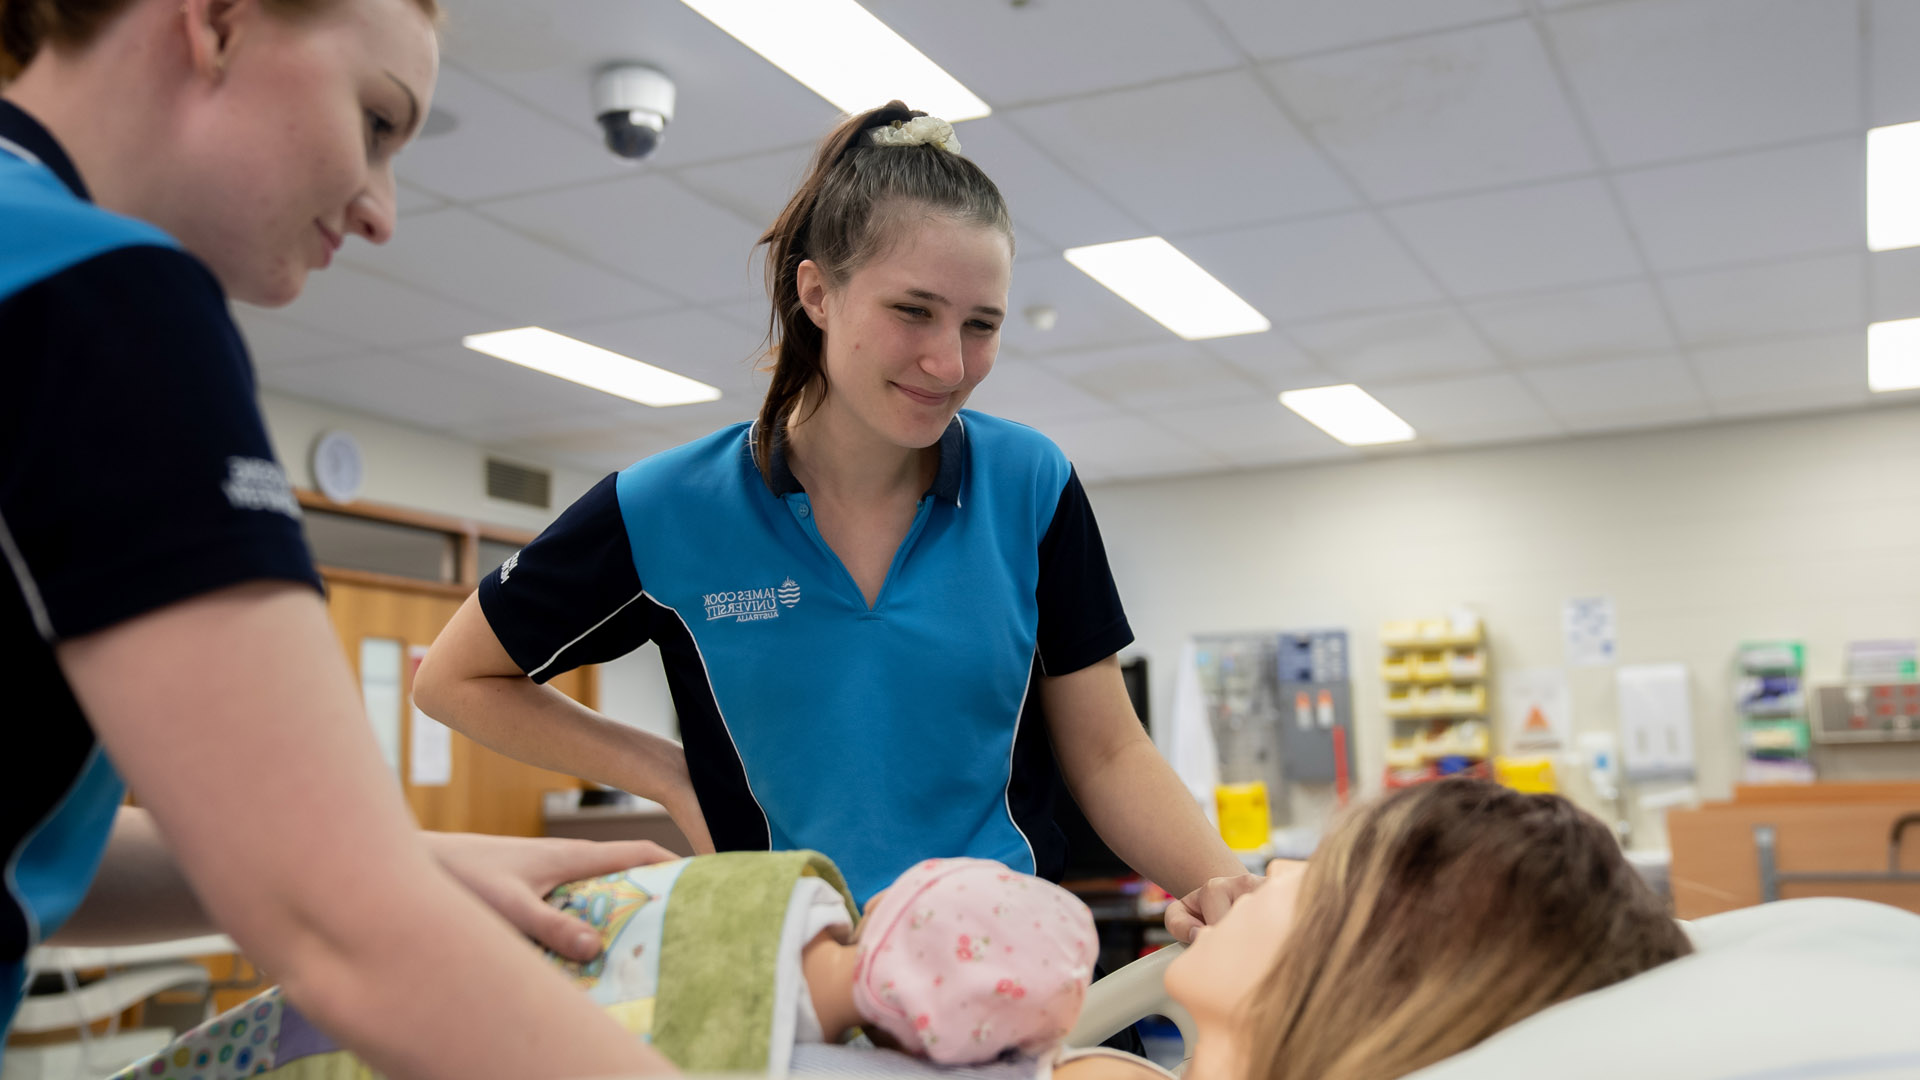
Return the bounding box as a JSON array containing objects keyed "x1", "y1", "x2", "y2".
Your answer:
[
  {"x1": 1871, "y1": 0, "x2": 1920, "y2": 128},
  {"x1": 1547, "y1": 0, "x2": 1860, "y2": 168},
  {"x1": 963, "y1": 356, "x2": 1116, "y2": 428},
  {"x1": 408, "y1": 342, "x2": 672, "y2": 422},
  {"x1": 1179, "y1": 213, "x2": 1444, "y2": 324},
  {"x1": 395, "y1": 181, "x2": 446, "y2": 216},
  {"x1": 1152, "y1": 399, "x2": 1355, "y2": 463},
  {"x1": 482, "y1": 173, "x2": 766, "y2": 303},
  {"x1": 359, "y1": 208, "x2": 678, "y2": 327},
  {"x1": 670, "y1": 144, "x2": 814, "y2": 234},
  {"x1": 276, "y1": 263, "x2": 493, "y2": 349},
  {"x1": 860, "y1": 0, "x2": 1243, "y2": 107},
  {"x1": 1263, "y1": 20, "x2": 1595, "y2": 202},
  {"x1": 1004, "y1": 70, "x2": 1355, "y2": 236},
  {"x1": 1520, "y1": 353, "x2": 1712, "y2": 431},
  {"x1": 1040, "y1": 341, "x2": 1267, "y2": 411},
  {"x1": 550, "y1": 308, "x2": 771, "y2": 387},
  {"x1": 1869, "y1": 248, "x2": 1920, "y2": 323},
  {"x1": 393, "y1": 64, "x2": 633, "y2": 203},
  {"x1": 1614, "y1": 138, "x2": 1864, "y2": 272},
  {"x1": 1690, "y1": 332, "x2": 1873, "y2": 417},
  {"x1": 1369, "y1": 373, "x2": 1562, "y2": 444},
  {"x1": 1198, "y1": 0, "x2": 1525, "y2": 61},
  {"x1": 1001, "y1": 257, "x2": 1170, "y2": 356},
  {"x1": 1385, "y1": 178, "x2": 1643, "y2": 297},
  {"x1": 1288, "y1": 307, "x2": 1502, "y2": 383},
  {"x1": 438, "y1": 0, "x2": 841, "y2": 169},
  {"x1": 1466, "y1": 280, "x2": 1676, "y2": 366},
  {"x1": 948, "y1": 119, "x2": 1144, "y2": 251},
  {"x1": 230, "y1": 307, "x2": 361, "y2": 368},
  {"x1": 1661, "y1": 254, "x2": 1867, "y2": 348},
  {"x1": 1201, "y1": 332, "x2": 1335, "y2": 392},
  {"x1": 1039, "y1": 413, "x2": 1224, "y2": 478},
  {"x1": 260, "y1": 352, "x2": 529, "y2": 432}
]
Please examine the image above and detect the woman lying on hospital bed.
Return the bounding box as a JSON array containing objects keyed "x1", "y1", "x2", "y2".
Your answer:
[{"x1": 111, "y1": 780, "x2": 1688, "y2": 1080}]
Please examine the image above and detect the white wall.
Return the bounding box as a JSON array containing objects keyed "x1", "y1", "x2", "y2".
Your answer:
[
  {"x1": 1087, "y1": 403, "x2": 1920, "y2": 850},
  {"x1": 260, "y1": 390, "x2": 680, "y2": 738}
]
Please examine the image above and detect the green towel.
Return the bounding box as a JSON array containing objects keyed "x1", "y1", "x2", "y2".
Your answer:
[{"x1": 652, "y1": 850, "x2": 857, "y2": 1072}]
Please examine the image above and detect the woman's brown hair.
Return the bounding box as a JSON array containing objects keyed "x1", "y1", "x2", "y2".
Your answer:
[
  {"x1": 753, "y1": 100, "x2": 1013, "y2": 481},
  {"x1": 1, "y1": 0, "x2": 441, "y2": 82},
  {"x1": 1241, "y1": 779, "x2": 1691, "y2": 1080}
]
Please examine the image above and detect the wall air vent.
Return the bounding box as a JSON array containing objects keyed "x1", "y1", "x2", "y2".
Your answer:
[{"x1": 485, "y1": 458, "x2": 551, "y2": 509}]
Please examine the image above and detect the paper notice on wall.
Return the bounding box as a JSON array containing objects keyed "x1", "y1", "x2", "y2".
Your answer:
[
  {"x1": 407, "y1": 644, "x2": 451, "y2": 787},
  {"x1": 1618, "y1": 663, "x2": 1695, "y2": 781},
  {"x1": 1564, "y1": 596, "x2": 1618, "y2": 667},
  {"x1": 359, "y1": 637, "x2": 403, "y2": 775},
  {"x1": 409, "y1": 706, "x2": 452, "y2": 786},
  {"x1": 1501, "y1": 668, "x2": 1573, "y2": 752}
]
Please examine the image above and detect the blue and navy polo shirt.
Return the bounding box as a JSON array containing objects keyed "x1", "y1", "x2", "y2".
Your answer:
[
  {"x1": 478, "y1": 411, "x2": 1133, "y2": 903},
  {"x1": 0, "y1": 101, "x2": 318, "y2": 1046}
]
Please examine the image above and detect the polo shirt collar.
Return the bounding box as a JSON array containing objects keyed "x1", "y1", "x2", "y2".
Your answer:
[
  {"x1": 760, "y1": 415, "x2": 969, "y2": 505},
  {"x1": 0, "y1": 100, "x2": 91, "y2": 201}
]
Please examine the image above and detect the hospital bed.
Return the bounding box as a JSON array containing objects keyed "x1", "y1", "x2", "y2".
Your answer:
[{"x1": 69, "y1": 895, "x2": 1920, "y2": 1080}]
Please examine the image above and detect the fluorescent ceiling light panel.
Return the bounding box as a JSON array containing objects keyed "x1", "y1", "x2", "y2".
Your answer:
[
  {"x1": 1869, "y1": 121, "x2": 1920, "y2": 252},
  {"x1": 1279, "y1": 385, "x2": 1415, "y2": 446},
  {"x1": 463, "y1": 328, "x2": 722, "y2": 407},
  {"x1": 680, "y1": 0, "x2": 989, "y2": 121},
  {"x1": 1063, "y1": 237, "x2": 1271, "y2": 340},
  {"x1": 1869, "y1": 317, "x2": 1920, "y2": 392}
]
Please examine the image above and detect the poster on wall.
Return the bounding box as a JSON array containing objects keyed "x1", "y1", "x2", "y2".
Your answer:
[
  {"x1": 409, "y1": 644, "x2": 452, "y2": 787},
  {"x1": 1563, "y1": 596, "x2": 1617, "y2": 667},
  {"x1": 1618, "y1": 663, "x2": 1695, "y2": 781},
  {"x1": 359, "y1": 637, "x2": 403, "y2": 775},
  {"x1": 1501, "y1": 668, "x2": 1573, "y2": 753}
]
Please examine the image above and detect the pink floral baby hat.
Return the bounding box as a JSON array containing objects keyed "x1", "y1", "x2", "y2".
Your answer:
[{"x1": 852, "y1": 857, "x2": 1100, "y2": 1064}]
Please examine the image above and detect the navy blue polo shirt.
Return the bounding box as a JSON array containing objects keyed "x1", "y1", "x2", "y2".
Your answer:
[
  {"x1": 0, "y1": 101, "x2": 318, "y2": 1046},
  {"x1": 479, "y1": 411, "x2": 1132, "y2": 902}
]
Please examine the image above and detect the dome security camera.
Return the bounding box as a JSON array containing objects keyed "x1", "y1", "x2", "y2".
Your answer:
[{"x1": 592, "y1": 63, "x2": 676, "y2": 161}]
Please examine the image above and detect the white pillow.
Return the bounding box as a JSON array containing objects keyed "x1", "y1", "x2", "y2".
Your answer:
[{"x1": 1406, "y1": 898, "x2": 1920, "y2": 1080}]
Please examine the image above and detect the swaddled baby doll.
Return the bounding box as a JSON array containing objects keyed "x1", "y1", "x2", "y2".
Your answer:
[
  {"x1": 805, "y1": 857, "x2": 1100, "y2": 1063},
  {"x1": 104, "y1": 853, "x2": 1101, "y2": 1080}
]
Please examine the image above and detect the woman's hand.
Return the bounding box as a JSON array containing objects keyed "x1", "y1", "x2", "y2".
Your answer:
[
  {"x1": 425, "y1": 832, "x2": 678, "y2": 960},
  {"x1": 1164, "y1": 871, "x2": 1265, "y2": 944}
]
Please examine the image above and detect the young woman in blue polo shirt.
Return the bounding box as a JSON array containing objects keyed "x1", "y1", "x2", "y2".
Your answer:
[
  {"x1": 417, "y1": 103, "x2": 1260, "y2": 938},
  {"x1": 0, "y1": 0, "x2": 677, "y2": 1074}
]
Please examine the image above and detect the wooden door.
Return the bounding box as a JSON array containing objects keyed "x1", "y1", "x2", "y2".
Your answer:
[{"x1": 323, "y1": 570, "x2": 591, "y2": 837}]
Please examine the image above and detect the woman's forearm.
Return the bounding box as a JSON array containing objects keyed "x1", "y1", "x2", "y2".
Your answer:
[
  {"x1": 1065, "y1": 733, "x2": 1245, "y2": 897},
  {"x1": 417, "y1": 669, "x2": 693, "y2": 805}
]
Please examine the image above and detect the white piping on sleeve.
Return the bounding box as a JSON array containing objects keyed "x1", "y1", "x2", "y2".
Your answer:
[
  {"x1": 0, "y1": 508, "x2": 54, "y2": 641},
  {"x1": 525, "y1": 590, "x2": 645, "y2": 680}
]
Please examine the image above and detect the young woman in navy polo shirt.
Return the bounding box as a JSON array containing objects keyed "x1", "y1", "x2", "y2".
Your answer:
[
  {"x1": 0, "y1": 0, "x2": 677, "y2": 1074},
  {"x1": 418, "y1": 103, "x2": 1261, "y2": 938}
]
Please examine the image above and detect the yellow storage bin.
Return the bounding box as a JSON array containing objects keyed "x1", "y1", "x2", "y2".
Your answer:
[
  {"x1": 1382, "y1": 620, "x2": 1421, "y2": 649},
  {"x1": 1494, "y1": 756, "x2": 1558, "y2": 794},
  {"x1": 1384, "y1": 686, "x2": 1419, "y2": 717},
  {"x1": 1415, "y1": 650, "x2": 1450, "y2": 681},
  {"x1": 1381, "y1": 655, "x2": 1415, "y2": 682}
]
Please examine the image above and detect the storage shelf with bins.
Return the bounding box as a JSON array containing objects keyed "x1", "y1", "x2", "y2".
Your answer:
[{"x1": 1382, "y1": 614, "x2": 1492, "y2": 788}]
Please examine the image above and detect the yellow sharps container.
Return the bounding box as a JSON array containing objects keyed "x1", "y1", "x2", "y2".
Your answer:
[{"x1": 1214, "y1": 781, "x2": 1271, "y2": 851}]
